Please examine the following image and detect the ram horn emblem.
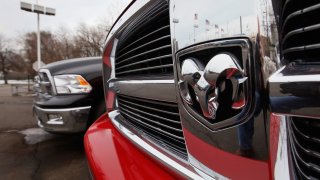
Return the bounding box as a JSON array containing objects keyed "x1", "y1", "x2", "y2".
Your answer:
[{"x1": 179, "y1": 53, "x2": 247, "y2": 120}]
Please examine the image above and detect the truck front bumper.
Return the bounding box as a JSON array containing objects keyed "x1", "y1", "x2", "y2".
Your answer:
[
  {"x1": 34, "y1": 105, "x2": 91, "y2": 133},
  {"x1": 84, "y1": 113, "x2": 180, "y2": 180}
]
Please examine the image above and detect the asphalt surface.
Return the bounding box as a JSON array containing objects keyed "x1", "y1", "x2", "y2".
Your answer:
[{"x1": 0, "y1": 85, "x2": 90, "y2": 180}]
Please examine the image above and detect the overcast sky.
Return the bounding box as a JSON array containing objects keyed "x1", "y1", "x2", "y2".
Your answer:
[{"x1": 0, "y1": 0, "x2": 130, "y2": 44}]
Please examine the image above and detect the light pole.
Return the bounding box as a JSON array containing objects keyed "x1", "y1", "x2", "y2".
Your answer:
[{"x1": 20, "y1": 1, "x2": 55, "y2": 71}]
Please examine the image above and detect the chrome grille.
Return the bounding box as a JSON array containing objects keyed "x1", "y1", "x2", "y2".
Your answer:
[
  {"x1": 117, "y1": 95, "x2": 187, "y2": 160},
  {"x1": 281, "y1": 0, "x2": 320, "y2": 63},
  {"x1": 34, "y1": 70, "x2": 54, "y2": 96},
  {"x1": 288, "y1": 117, "x2": 320, "y2": 179},
  {"x1": 280, "y1": 1, "x2": 320, "y2": 178},
  {"x1": 115, "y1": 0, "x2": 173, "y2": 77}
]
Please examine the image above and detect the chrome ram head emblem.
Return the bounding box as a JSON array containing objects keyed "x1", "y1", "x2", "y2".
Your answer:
[{"x1": 179, "y1": 53, "x2": 247, "y2": 120}]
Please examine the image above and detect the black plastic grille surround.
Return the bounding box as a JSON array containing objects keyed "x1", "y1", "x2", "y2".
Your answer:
[
  {"x1": 288, "y1": 117, "x2": 320, "y2": 179},
  {"x1": 115, "y1": 0, "x2": 173, "y2": 77},
  {"x1": 117, "y1": 94, "x2": 187, "y2": 160},
  {"x1": 280, "y1": 0, "x2": 320, "y2": 63}
]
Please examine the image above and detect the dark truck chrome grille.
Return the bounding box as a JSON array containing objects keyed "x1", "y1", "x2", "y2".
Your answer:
[
  {"x1": 115, "y1": 0, "x2": 173, "y2": 77},
  {"x1": 288, "y1": 117, "x2": 320, "y2": 179},
  {"x1": 281, "y1": 0, "x2": 320, "y2": 63},
  {"x1": 118, "y1": 95, "x2": 187, "y2": 159},
  {"x1": 34, "y1": 70, "x2": 54, "y2": 96},
  {"x1": 279, "y1": 1, "x2": 320, "y2": 179},
  {"x1": 114, "y1": 0, "x2": 187, "y2": 160}
]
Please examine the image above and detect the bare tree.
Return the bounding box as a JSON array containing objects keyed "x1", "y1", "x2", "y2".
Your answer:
[
  {"x1": 22, "y1": 31, "x2": 66, "y2": 75},
  {"x1": 0, "y1": 35, "x2": 28, "y2": 83},
  {"x1": 19, "y1": 21, "x2": 111, "y2": 76},
  {"x1": 74, "y1": 23, "x2": 106, "y2": 57},
  {"x1": 6, "y1": 52, "x2": 28, "y2": 73},
  {"x1": 55, "y1": 26, "x2": 79, "y2": 59},
  {"x1": 0, "y1": 35, "x2": 9, "y2": 84}
]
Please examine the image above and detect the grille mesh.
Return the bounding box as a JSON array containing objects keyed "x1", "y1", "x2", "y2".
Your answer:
[
  {"x1": 118, "y1": 95, "x2": 187, "y2": 160},
  {"x1": 281, "y1": 0, "x2": 320, "y2": 63},
  {"x1": 115, "y1": 0, "x2": 173, "y2": 77},
  {"x1": 288, "y1": 117, "x2": 320, "y2": 179}
]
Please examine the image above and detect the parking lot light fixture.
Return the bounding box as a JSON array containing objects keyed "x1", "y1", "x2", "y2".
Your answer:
[{"x1": 20, "y1": 1, "x2": 56, "y2": 71}]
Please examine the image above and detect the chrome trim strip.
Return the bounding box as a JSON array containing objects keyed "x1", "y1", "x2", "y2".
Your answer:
[
  {"x1": 34, "y1": 105, "x2": 91, "y2": 112},
  {"x1": 40, "y1": 82, "x2": 51, "y2": 85},
  {"x1": 39, "y1": 68, "x2": 57, "y2": 95},
  {"x1": 269, "y1": 65, "x2": 320, "y2": 119},
  {"x1": 269, "y1": 74, "x2": 320, "y2": 83},
  {"x1": 274, "y1": 114, "x2": 291, "y2": 180},
  {"x1": 110, "y1": 39, "x2": 118, "y2": 79},
  {"x1": 272, "y1": 113, "x2": 320, "y2": 121},
  {"x1": 108, "y1": 110, "x2": 214, "y2": 180},
  {"x1": 112, "y1": 79, "x2": 177, "y2": 103},
  {"x1": 189, "y1": 154, "x2": 229, "y2": 180},
  {"x1": 47, "y1": 117, "x2": 64, "y2": 125},
  {"x1": 269, "y1": 66, "x2": 320, "y2": 83},
  {"x1": 37, "y1": 119, "x2": 44, "y2": 128},
  {"x1": 116, "y1": 79, "x2": 174, "y2": 84}
]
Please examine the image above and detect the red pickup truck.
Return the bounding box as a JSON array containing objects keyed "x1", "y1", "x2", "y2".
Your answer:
[{"x1": 85, "y1": 0, "x2": 320, "y2": 179}]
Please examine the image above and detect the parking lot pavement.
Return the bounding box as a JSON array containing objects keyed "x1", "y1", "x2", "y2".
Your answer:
[{"x1": 0, "y1": 85, "x2": 90, "y2": 180}]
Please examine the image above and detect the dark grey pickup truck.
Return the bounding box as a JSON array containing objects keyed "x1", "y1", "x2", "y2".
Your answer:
[{"x1": 33, "y1": 57, "x2": 105, "y2": 133}]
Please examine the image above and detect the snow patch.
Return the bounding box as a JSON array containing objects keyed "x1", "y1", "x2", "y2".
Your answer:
[{"x1": 19, "y1": 128, "x2": 57, "y2": 145}]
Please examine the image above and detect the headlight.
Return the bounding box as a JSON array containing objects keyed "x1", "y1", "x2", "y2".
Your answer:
[{"x1": 53, "y1": 75, "x2": 92, "y2": 94}]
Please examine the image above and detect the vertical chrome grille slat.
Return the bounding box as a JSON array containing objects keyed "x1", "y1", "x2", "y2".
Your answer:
[
  {"x1": 282, "y1": 3, "x2": 320, "y2": 32},
  {"x1": 289, "y1": 122, "x2": 320, "y2": 159},
  {"x1": 281, "y1": 0, "x2": 320, "y2": 62},
  {"x1": 118, "y1": 98, "x2": 179, "y2": 116},
  {"x1": 119, "y1": 108, "x2": 184, "y2": 140},
  {"x1": 117, "y1": 94, "x2": 187, "y2": 160},
  {"x1": 119, "y1": 106, "x2": 183, "y2": 133},
  {"x1": 291, "y1": 119, "x2": 320, "y2": 144},
  {"x1": 288, "y1": 116, "x2": 320, "y2": 178},
  {"x1": 118, "y1": 93, "x2": 178, "y2": 108},
  {"x1": 118, "y1": 102, "x2": 180, "y2": 125},
  {"x1": 117, "y1": 25, "x2": 170, "y2": 55},
  {"x1": 116, "y1": 45, "x2": 172, "y2": 66},
  {"x1": 116, "y1": 54, "x2": 172, "y2": 71},
  {"x1": 116, "y1": 35, "x2": 171, "y2": 60},
  {"x1": 115, "y1": 0, "x2": 173, "y2": 77},
  {"x1": 116, "y1": 64, "x2": 173, "y2": 76},
  {"x1": 114, "y1": 0, "x2": 187, "y2": 160},
  {"x1": 118, "y1": 1, "x2": 168, "y2": 45}
]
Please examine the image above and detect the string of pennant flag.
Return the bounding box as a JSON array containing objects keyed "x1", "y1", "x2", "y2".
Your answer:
[{"x1": 194, "y1": 13, "x2": 224, "y2": 32}]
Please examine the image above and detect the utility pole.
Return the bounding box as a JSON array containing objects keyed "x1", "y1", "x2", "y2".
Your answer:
[
  {"x1": 240, "y1": 16, "x2": 243, "y2": 35},
  {"x1": 36, "y1": 2, "x2": 41, "y2": 70},
  {"x1": 20, "y1": 1, "x2": 55, "y2": 71}
]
